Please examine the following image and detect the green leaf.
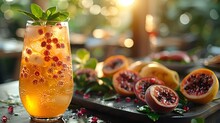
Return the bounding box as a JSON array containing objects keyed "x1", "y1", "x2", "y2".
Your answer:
[
  {"x1": 46, "y1": 7, "x2": 56, "y2": 16},
  {"x1": 17, "y1": 10, "x2": 39, "y2": 20},
  {"x1": 191, "y1": 118, "x2": 205, "y2": 123},
  {"x1": 103, "y1": 93, "x2": 118, "y2": 101},
  {"x1": 137, "y1": 105, "x2": 160, "y2": 122},
  {"x1": 85, "y1": 83, "x2": 109, "y2": 94},
  {"x1": 31, "y1": 3, "x2": 43, "y2": 18},
  {"x1": 76, "y1": 48, "x2": 90, "y2": 62},
  {"x1": 84, "y1": 58, "x2": 97, "y2": 69}
]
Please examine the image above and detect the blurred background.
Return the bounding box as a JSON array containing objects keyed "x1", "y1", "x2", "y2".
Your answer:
[{"x1": 0, "y1": 0, "x2": 220, "y2": 83}]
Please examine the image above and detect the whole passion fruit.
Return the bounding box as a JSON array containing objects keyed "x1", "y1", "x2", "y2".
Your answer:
[
  {"x1": 180, "y1": 68, "x2": 219, "y2": 104},
  {"x1": 113, "y1": 70, "x2": 140, "y2": 96},
  {"x1": 145, "y1": 85, "x2": 179, "y2": 113},
  {"x1": 102, "y1": 55, "x2": 129, "y2": 77},
  {"x1": 134, "y1": 77, "x2": 165, "y2": 103}
]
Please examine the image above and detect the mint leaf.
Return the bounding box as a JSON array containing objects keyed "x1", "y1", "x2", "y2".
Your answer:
[
  {"x1": 31, "y1": 4, "x2": 43, "y2": 18},
  {"x1": 47, "y1": 7, "x2": 56, "y2": 16},
  {"x1": 18, "y1": 10, "x2": 39, "y2": 20}
]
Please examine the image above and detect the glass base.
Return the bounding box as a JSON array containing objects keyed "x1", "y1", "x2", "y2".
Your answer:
[{"x1": 30, "y1": 116, "x2": 63, "y2": 122}]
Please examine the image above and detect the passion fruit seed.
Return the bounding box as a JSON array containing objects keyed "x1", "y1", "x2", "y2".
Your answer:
[
  {"x1": 47, "y1": 39, "x2": 52, "y2": 43},
  {"x1": 117, "y1": 71, "x2": 137, "y2": 91},
  {"x1": 52, "y1": 38, "x2": 58, "y2": 43},
  {"x1": 46, "y1": 45, "x2": 52, "y2": 50},
  {"x1": 45, "y1": 32, "x2": 52, "y2": 38},
  {"x1": 155, "y1": 86, "x2": 177, "y2": 105},
  {"x1": 44, "y1": 56, "x2": 50, "y2": 62},
  {"x1": 35, "y1": 71, "x2": 40, "y2": 76},
  {"x1": 184, "y1": 73, "x2": 213, "y2": 95},
  {"x1": 43, "y1": 50, "x2": 50, "y2": 56}
]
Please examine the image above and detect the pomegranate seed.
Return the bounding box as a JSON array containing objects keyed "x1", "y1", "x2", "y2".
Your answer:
[
  {"x1": 150, "y1": 77, "x2": 156, "y2": 83},
  {"x1": 62, "y1": 64, "x2": 67, "y2": 68},
  {"x1": 20, "y1": 73, "x2": 23, "y2": 78},
  {"x1": 115, "y1": 97, "x2": 121, "y2": 102},
  {"x1": 26, "y1": 48, "x2": 32, "y2": 55},
  {"x1": 8, "y1": 106, "x2": 13, "y2": 114},
  {"x1": 77, "y1": 110, "x2": 83, "y2": 117},
  {"x1": 33, "y1": 79, "x2": 38, "y2": 84},
  {"x1": 35, "y1": 71, "x2": 40, "y2": 76},
  {"x1": 57, "y1": 61, "x2": 62, "y2": 66},
  {"x1": 52, "y1": 56, "x2": 59, "y2": 62},
  {"x1": 1, "y1": 116, "x2": 7, "y2": 122},
  {"x1": 183, "y1": 106, "x2": 189, "y2": 112},
  {"x1": 125, "y1": 97, "x2": 131, "y2": 102},
  {"x1": 57, "y1": 71, "x2": 62, "y2": 74},
  {"x1": 24, "y1": 73, "x2": 28, "y2": 78},
  {"x1": 52, "y1": 38, "x2": 58, "y2": 44},
  {"x1": 53, "y1": 75, "x2": 58, "y2": 79},
  {"x1": 56, "y1": 43, "x2": 61, "y2": 48},
  {"x1": 46, "y1": 45, "x2": 52, "y2": 50},
  {"x1": 134, "y1": 98, "x2": 139, "y2": 103},
  {"x1": 48, "y1": 68, "x2": 53, "y2": 73},
  {"x1": 60, "y1": 43, "x2": 65, "y2": 48},
  {"x1": 80, "y1": 108, "x2": 87, "y2": 114},
  {"x1": 43, "y1": 50, "x2": 50, "y2": 56},
  {"x1": 91, "y1": 116, "x2": 98, "y2": 123},
  {"x1": 45, "y1": 32, "x2": 52, "y2": 38},
  {"x1": 58, "y1": 81, "x2": 64, "y2": 85},
  {"x1": 83, "y1": 93, "x2": 90, "y2": 99},
  {"x1": 41, "y1": 41, "x2": 46, "y2": 47},
  {"x1": 47, "y1": 39, "x2": 52, "y2": 43},
  {"x1": 44, "y1": 56, "x2": 50, "y2": 62},
  {"x1": 38, "y1": 29, "x2": 43, "y2": 35}
]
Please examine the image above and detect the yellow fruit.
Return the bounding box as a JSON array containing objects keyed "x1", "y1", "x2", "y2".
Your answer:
[
  {"x1": 139, "y1": 62, "x2": 179, "y2": 90},
  {"x1": 180, "y1": 68, "x2": 219, "y2": 104}
]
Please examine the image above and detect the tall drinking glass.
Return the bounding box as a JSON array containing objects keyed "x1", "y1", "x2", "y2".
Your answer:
[{"x1": 19, "y1": 20, "x2": 73, "y2": 121}]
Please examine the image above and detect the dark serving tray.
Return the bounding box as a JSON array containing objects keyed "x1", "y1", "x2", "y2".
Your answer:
[{"x1": 71, "y1": 92, "x2": 220, "y2": 123}]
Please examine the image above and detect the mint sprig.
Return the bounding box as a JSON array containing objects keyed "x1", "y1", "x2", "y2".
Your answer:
[{"x1": 18, "y1": 3, "x2": 69, "y2": 25}]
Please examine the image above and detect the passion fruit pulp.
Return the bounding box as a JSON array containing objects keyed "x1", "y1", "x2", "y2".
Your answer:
[{"x1": 180, "y1": 68, "x2": 219, "y2": 104}]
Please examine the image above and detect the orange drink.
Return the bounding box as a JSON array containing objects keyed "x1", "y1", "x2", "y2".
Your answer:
[{"x1": 19, "y1": 20, "x2": 73, "y2": 121}]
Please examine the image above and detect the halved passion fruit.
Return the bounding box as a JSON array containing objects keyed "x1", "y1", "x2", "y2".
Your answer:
[
  {"x1": 134, "y1": 77, "x2": 165, "y2": 103},
  {"x1": 102, "y1": 55, "x2": 129, "y2": 77},
  {"x1": 180, "y1": 68, "x2": 219, "y2": 104},
  {"x1": 145, "y1": 85, "x2": 179, "y2": 113},
  {"x1": 113, "y1": 70, "x2": 140, "y2": 96}
]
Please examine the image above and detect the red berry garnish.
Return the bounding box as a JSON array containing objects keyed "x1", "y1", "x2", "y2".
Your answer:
[
  {"x1": 26, "y1": 48, "x2": 32, "y2": 55},
  {"x1": 38, "y1": 29, "x2": 43, "y2": 35},
  {"x1": 47, "y1": 39, "x2": 52, "y2": 43},
  {"x1": 125, "y1": 97, "x2": 131, "y2": 102},
  {"x1": 66, "y1": 56, "x2": 71, "y2": 61},
  {"x1": 41, "y1": 41, "x2": 46, "y2": 47},
  {"x1": 80, "y1": 108, "x2": 87, "y2": 114},
  {"x1": 53, "y1": 75, "x2": 58, "y2": 79},
  {"x1": 83, "y1": 93, "x2": 90, "y2": 99},
  {"x1": 183, "y1": 106, "x2": 189, "y2": 112},
  {"x1": 52, "y1": 38, "x2": 58, "y2": 44},
  {"x1": 46, "y1": 45, "x2": 52, "y2": 50},
  {"x1": 45, "y1": 32, "x2": 52, "y2": 38},
  {"x1": 35, "y1": 71, "x2": 40, "y2": 76},
  {"x1": 43, "y1": 50, "x2": 50, "y2": 56},
  {"x1": 1, "y1": 116, "x2": 7, "y2": 122},
  {"x1": 57, "y1": 61, "x2": 62, "y2": 66},
  {"x1": 60, "y1": 43, "x2": 65, "y2": 48},
  {"x1": 91, "y1": 116, "x2": 98, "y2": 123},
  {"x1": 44, "y1": 56, "x2": 50, "y2": 62},
  {"x1": 33, "y1": 79, "x2": 38, "y2": 84},
  {"x1": 115, "y1": 97, "x2": 121, "y2": 102},
  {"x1": 134, "y1": 98, "x2": 139, "y2": 103},
  {"x1": 56, "y1": 43, "x2": 61, "y2": 48},
  {"x1": 56, "y1": 23, "x2": 63, "y2": 29},
  {"x1": 8, "y1": 106, "x2": 13, "y2": 114},
  {"x1": 52, "y1": 56, "x2": 59, "y2": 62}
]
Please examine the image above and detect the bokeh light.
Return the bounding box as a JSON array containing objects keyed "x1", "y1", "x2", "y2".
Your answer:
[
  {"x1": 180, "y1": 13, "x2": 191, "y2": 25},
  {"x1": 210, "y1": 9, "x2": 219, "y2": 20},
  {"x1": 117, "y1": 0, "x2": 135, "y2": 7},
  {"x1": 124, "y1": 38, "x2": 134, "y2": 48}
]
